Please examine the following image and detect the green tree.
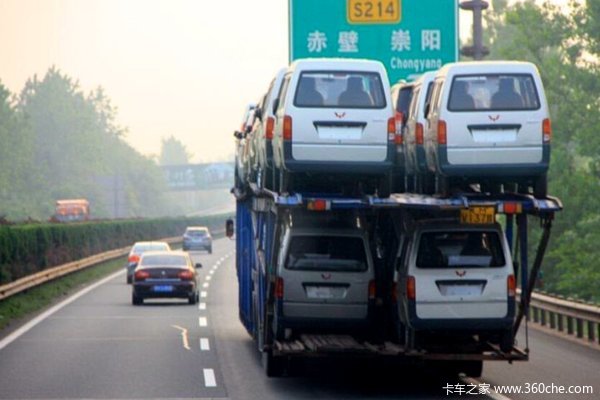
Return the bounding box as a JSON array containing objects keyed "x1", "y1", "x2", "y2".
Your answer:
[
  {"x1": 485, "y1": 0, "x2": 600, "y2": 301},
  {"x1": 159, "y1": 135, "x2": 192, "y2": 165}
]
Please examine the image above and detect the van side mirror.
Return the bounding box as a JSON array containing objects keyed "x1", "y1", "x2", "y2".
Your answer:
[
  {"x1": 195, "y1": 263, "x2": 203, "y2": 269},
  {"x1": 234, "y1": 130, "x2": 243, "y2": 139},
  {"x1": 226, "y1": 218, "x2": 234, "y2": 238}
]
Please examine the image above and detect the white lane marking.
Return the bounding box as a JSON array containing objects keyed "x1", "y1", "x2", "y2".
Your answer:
[
  {"x1": 199, "y1": 338, "x2": 210, "y2": 351},
  {"x1": 172, "y1": 325, "x2": 191, "y2": 351},
  {"x1": 203, "y1": 368, "x2": 217, "y2": 387},
  {"x1": 202, "y1": 282, "x2": 209, "y2": 288},
  {"x1": 199, "y1": 302, "x2": 206, "y2": 310},
  {"x1": 209, "y1": 270, "x2": 215, "y2": 275},
  {"x1": 205, "y1": 275, "x2": 212, "y2": 281},
  {"x1": 0, "y1": 269, "x2": 125, "y2": 351},
  {"x1": 199, "y1": 317, "x2": 208, "y2": 327},
  {"x1": 201, "y1": 291, "x2": 207, "y2": 298},
  {"x1": 461, "y1": 377, "x2": 513, "y2": 400}
]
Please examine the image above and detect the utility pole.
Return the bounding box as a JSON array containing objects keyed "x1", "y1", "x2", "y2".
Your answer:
[{"x1": 460, "y1": 0, "x2": 490, "y2": 60}]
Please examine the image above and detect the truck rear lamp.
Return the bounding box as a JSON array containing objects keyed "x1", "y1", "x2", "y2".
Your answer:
[
  {"x1": 266, "y1": 117, "x2": 274, "y2": 140},
  {"x1": 499, "y1": 202, "x2": 522, "y2": 214},
  {"x1": 407, "y1": 276, "x2": 416, "y2": 300},
  {"x1": 283, "y1": 115, "x2": 293, "y2": 141},
  {"x1": 134, "y1": 270, "x2": 150, "y2": 281},
  {"x1": 437, "y1": 120, "x2": 447, "y2": 145},
  {"x1": 388, "y1": 117, "x2": 396, "y2": 141},
  {"x1": 542, "y1": 118, "x2": 552, "y2": 143},
  {"x1": 307, "y1": 199, "x2": 330, "y2": 211},
  {"x1": 416, "y1": 123, "x2": 424, "y2": 145},
  {"x1": 368, "y1": 280, "x2": 377, "y2": 300},
  {"x1": 275, "y1": 277, "x2": 284, "y2": 299},
  {"x1": 507, "y1": 274, "x2": 516, "y2": 297}
]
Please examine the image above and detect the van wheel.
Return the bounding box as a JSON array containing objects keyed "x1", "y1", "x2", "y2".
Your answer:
[
  {"x1": 499, "y1": 329, "x2": 514, "y2": 353},
  {"x1": 378, "y1": 174, "x2": 392, "y2": 198},
  {"x1": 435, "y1": 174, "x2": 450, "y2": 197},
  {"x1": 188, "y1": 292, "x2": 198, "y2": 305},
  {"x1": 423, "y1": 173, "x2": 436, "y2": 195},
  {"x1": 533, "y1": 174, "x2": 548, "y2": 198},
  {"x1": 262, "y1": 350, "x2": 285, "y2": 377},
  {"x1": 279, "y1": 170, "x2": 291, "y2": 194}
]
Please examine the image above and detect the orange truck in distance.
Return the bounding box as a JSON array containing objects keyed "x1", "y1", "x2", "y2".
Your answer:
[{"x1": 53, "y1": 199, "x2": 90, "y2": 222}]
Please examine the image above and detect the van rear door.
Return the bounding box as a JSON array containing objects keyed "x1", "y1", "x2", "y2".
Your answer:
[
  {"x1": 289, "y1": 71, "x2": 390, "y2": 163},
  {"x1": 281, "y1": 234, "x2": 372, "y2": 320},
  {"x1": 444, "y1": 73, "x2": 546, "y2": 166},
  {"x1": 411, "y1": 229, "x2": 512, "y2": 319}
]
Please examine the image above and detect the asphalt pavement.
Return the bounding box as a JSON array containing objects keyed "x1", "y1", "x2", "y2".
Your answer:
[{"x1": 0, "y1": 237, "x2": 598, "y2": 400}]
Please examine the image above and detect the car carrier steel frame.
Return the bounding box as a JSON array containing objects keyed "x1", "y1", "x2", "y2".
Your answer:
[{"x1": 231, "y1": 183, "x2": 562, "y2": 376}]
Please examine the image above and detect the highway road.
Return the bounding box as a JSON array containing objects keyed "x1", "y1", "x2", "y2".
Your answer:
[{"x1": 0, "y1": 237, "x2": 598, "y2": 399}]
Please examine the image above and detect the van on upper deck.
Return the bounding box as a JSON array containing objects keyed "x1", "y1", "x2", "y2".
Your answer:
[{"x1": 423, "y1": 61, "x2": 551, "y2": 197}]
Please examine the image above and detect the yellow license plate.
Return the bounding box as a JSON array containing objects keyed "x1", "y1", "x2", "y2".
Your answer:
[
  {"x1": 460, "y1": 207, "x2": 496, "y2": 224},
  {"x1": 347, "y1": 0, "x2": 401, "y2": 24}
]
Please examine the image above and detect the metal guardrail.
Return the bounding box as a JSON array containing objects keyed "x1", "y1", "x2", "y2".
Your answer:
[
  {"x1": 0, "y1": 236, "x2": 182, "y2": 301},
  {"x1": 0, "y1": 225, "x2": 229, "y2": 301},
  {"x1": 528, "y1": 291, "x2": 600, "y2": 346}
]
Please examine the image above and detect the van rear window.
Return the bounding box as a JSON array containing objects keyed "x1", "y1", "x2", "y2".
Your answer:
[
  {"x1": 294, "y1": 71, "x2": 386, "y2": 109},
  {"x1": 285, "y1": 236, "x2": 368, "y2": 272},
  {"x1": 448, "y1": 74, "x2": 540, "y2": 111},
  {"x1": 416, "y1": 231, "x2": 506, "y2": 269}
]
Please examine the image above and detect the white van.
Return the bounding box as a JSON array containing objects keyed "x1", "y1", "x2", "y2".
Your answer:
[
  {"x1": 273, "y1": 225, "x2": 375, "y2": 339},
  {"x1": 272, "y1": 59, "x2": 395, "y2": 196},
  {"x1": 423, "y1": 61, "x2": 551, "y2": 197},
  {"x1": 404, "y1": 71, "x2": 436, "y2": 192},
  {"x1": 234, "y1": 103, "x2": 256, "y2": 190},
  {"x1": 395, "y1": 220, "x2": 516, "y2": 355},
  {"x1": 249, "y1": 68, "x2": 287, "y2": 190}
]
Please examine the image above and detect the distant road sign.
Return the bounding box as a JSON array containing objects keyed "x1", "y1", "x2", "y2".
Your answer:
[{"x1": 289, "y1": 0, "x2": 458, "y2": 82}]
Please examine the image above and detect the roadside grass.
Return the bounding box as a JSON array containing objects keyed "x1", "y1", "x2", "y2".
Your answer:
[{"x1": 0, "y1": 257, "x2": 126, "y2": 332}]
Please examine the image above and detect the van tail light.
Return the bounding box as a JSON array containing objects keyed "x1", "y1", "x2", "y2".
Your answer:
[
  {"x1": 368, "y1": 280, "x2": 377, "y2": 300},
  {"x1": 391, "y1": 282, "x2": 398, "y2": 303},
  {"x1": 542, "y1": 118, "x2": 552, "y2": 143},
  {"x1": 128, "y1": 254, "x2": 140, "y2": 265},
  {"x1": 416, "y1": 123, "x2": 424, "y2": 145},
  {"x1": 407, "y1": 276, "x2": 416, "y2": 300},
  {"x1": 283, "y1": 115, "x2": 292, "y2": 141},
  {"x1": 134, "y1": 270, "x2": 150, "y2": 282},
  {"x1": 388, "y1": 117, "x2": 396, "y2": 142},
  {"x1": 275, "y1": 277, "x2": 284, "y2": 299},
  {"x1": 507, "y1": 274, "x2": 516, "y2": 297},
  {"x1": 394, "y1": 111, "x2": 404, "y2": 132},
  {"x1": 179, "y1": 270, "x2": 194, "y2": 281},
  {"x1": 266, "y1": 117, "x2": 274, "y2": 140},
  {"x1": 437, "y1": 120, "x2": 447, "y2": 145}
]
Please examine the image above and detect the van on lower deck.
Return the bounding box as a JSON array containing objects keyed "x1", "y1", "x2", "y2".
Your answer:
[
  {"x1": 395, "y1": 221, "x2": 516, "y2": 353},
  {"x1": 273, "y1": 226, "x2": 375, "y2": 339}
]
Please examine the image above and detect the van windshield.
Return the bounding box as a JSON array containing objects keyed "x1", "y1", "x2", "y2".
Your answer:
[
  {"x1": 448, "y1": 74, "x2": 540, "y2": 111},
  {"x1": 294, "y1": 71, "x2": 386, "y2": 109},
  {"x1": 285, "y1": 235, "x2": 367, "y2": 272},
  {"x1": 416, "y1": 231, "x2": 506, "y2": 269}
]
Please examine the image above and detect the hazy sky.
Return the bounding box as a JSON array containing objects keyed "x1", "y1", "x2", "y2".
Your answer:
[{"x1": 0, "y1": 0, "x2": 566, "y2": 162}]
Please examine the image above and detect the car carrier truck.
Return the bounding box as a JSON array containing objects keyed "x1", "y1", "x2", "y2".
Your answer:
[{"x1": 229, "y1": 184, "x2": 562, "y2": 377}]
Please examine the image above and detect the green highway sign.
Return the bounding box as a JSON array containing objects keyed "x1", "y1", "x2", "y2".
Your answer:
[{"x1": 289, "y1": 0, "x2": 459, "y2": 82}]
